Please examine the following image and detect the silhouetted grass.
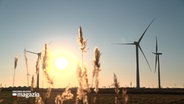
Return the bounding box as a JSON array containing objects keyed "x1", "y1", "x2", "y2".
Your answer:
[{"x1": 1, "y1": 87, "x2": 184, "y2": 104}]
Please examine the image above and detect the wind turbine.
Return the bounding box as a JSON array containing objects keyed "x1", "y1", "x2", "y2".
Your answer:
[
  {"x1": 114, "y1": 20, "x2": 154, "y2": 88},
  {"x1": 152, "y1": 37, "x2": 162, "y2": 88},
  {"x1": 24, "y1": 49, "x2": 41, "y2": 89}
]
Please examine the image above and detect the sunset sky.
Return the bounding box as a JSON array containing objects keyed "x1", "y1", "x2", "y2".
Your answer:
[{"x1": 0, "y1": 0, "x2": 184, "y2": 88}]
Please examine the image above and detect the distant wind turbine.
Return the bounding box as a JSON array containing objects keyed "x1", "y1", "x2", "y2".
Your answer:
[
  {"x1": 152, "y1": 37, "x2": 162, "y2": 89},
  {"x1": 114, "y1": 19, "x2": 154, "y2": 88},
  {"x1": 24, "y1": 50, "x2": 41, "y2": 89}
]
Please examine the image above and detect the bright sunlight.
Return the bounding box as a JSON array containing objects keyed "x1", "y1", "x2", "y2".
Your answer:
[{"x1": 55, "y1": 57, "x2": 68, "y2": 70}]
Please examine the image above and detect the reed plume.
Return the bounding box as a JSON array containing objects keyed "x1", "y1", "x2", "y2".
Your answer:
[
  {"x1": 113, "y1": 73, "x2": 120, "y2": 104},
  {"x1": 113, "y1": 73, "x2": 120, "y2": 94},
  {"x1": 41, "y1": 43, "x2": 53, "y2": 104},
  {"x1": 77, "y1": 26, "x2": 87, "y2": 53},
  {"x1": 42, "y1": 43, "x2": 53, "y2": 85},
  {"x1": 77, "y1": 26, "x2": 87, "y2": 71},
  {"x1": 42, "y1": 44, "x2": 48, "y2": 70},
  {"x1": 14, "y1": 55, "x2": 18, "y2": 69},
  {"x1": 92, "y1": 47, "x2": 101, "y2": 104},
  {"x1": 61, "y1": 85, "x2": 73, "y2": 100},
  {"x1": 93, "y1": 47, "x2": 101, "y2": 93},
  {"x1": 76, "y1": 65, "x2": 84, "y2": 103},
  {"x1": 55, "y1": 85, "x2": 74, "y2": 104},
  {"x1": 76, "y1": 26, "x2": 90, "y2": 104}
]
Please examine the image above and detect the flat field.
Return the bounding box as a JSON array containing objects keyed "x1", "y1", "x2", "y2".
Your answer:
[{"x1": 0, "y1": 87, "x2": 184, "y2": 104}]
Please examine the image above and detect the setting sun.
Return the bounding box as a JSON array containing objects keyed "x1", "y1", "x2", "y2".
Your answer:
[{"x1": 55, "y1": 57, "x2": 68, "y2": 70}]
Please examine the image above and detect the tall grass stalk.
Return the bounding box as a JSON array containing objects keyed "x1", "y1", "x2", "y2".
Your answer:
[
  {"x1": 114, "y1": 73, "x2": 120, "y2": 94},
  {"x1": 24, "y1": 50, "x2": 30, "y2": 86},
  {"x1": 41, "y1": 44, "x2": 54, "y2": 104},
  {"x1": 113, "y1": 73, "x2": 120, "y2": 104},
  {"x1": 76, "y1": 65, "x2": 84, "y2": 104},
  {"x1": 82, "y1": 66, "x2": 90, "y2": 104},
  {"x1": 76, "y1": 26, "x2": 90, "y2": 104},
  {"x1": 82, "y1": 67, "x2": 90, "y2": 93},
  {"x1": 93, "y1": 47, "x2": 101, "y2": 93},
  {"x1": 42, "y1": 44, "x2": 53, "y2": 85},
  {"x1": 77, "y1": 26, "x2": 87, "y2": 68},
  {"x1": 92, "y1": 47, "x2": 101, "y2": 104},
  {"x1": 76, "y1": 65, "x2": 90, "y2": 104},
  {"x1": 13, "y1": 55, "x2": 18, "y2": 87}
]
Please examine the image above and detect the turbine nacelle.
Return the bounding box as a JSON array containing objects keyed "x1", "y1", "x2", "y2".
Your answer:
[
  {"x1": 152, "y1": 52, "x2": 162, "y2": 55},
  {"x1": 134, "y1": 41, "x2": 139, "y2": 45},
  {"x1": 153, "y1": 36, "x2": 162, "y2": 88}
]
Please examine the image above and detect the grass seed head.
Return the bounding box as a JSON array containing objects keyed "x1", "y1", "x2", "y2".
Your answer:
[
  {"x1": 93, "y1": 47, "x2": 101, "y2": 94},
  {"x1": 77, "y1": 26, "x2": 87, "y2": 52},
  {"x1": 94, "y1": 47, "x2": 101, "y2": 68},
  {"x1": 41, "y1": 43, "x2": 54, "y2": 85},
  {"x1": 114, "y1": 73, "x2": 120, "y2": 94},
  {"x1": 14, "y1": 55, "x2": 18, "y2": 69}
]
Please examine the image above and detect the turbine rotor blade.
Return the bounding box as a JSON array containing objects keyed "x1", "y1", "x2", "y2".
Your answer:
[
  {"x1": 25, "y1": 50, "x2": 38, "y2": 55},
  {"x1": 112, "y1": 43, "x2": 134, "y2": 45},
  {"x1": 138, "y1": 19, "x2": 155, "y2": 44},
  {"x1": 139, "y1": 45, "x2": 152, "y2": 71},
  {"x1": 156, "y1": 36, "x2": 158, "y2": 53}
]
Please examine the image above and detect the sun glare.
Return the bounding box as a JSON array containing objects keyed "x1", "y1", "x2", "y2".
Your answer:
[
  {"x1": 48, "y1": 49, "x2": 79, "y2": 87},
  {"x1": 55, "y1": 57, "x2": 68, "y2": 70}
]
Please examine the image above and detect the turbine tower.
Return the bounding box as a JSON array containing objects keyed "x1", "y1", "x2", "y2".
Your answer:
[
  {"x1": 152, "y1": 37, "x2": 162, "y2": 88},
  {"x1": 114, "y1": 19, "x2": 154, "y2": 88}
]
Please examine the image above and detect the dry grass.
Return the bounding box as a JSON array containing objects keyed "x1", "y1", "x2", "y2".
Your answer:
[
  {"x1": 1, "y1": 88, "x2": 184, "y2": 104},
  {"x1": 55, "y1": 85, "x2": 73, "y2": 104},
  {"x1": 77, "y1": 26, "x2": 87, "y2": 53},
  {"x1": 93, "y1": 47, "x2": 101, "y2": 94},
  {"x1": 14, "y1": 55, "x2": 18, "y2": 69},
  {"x1": 113, "y1": 73, "x2": 120, "y2": 104}
]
